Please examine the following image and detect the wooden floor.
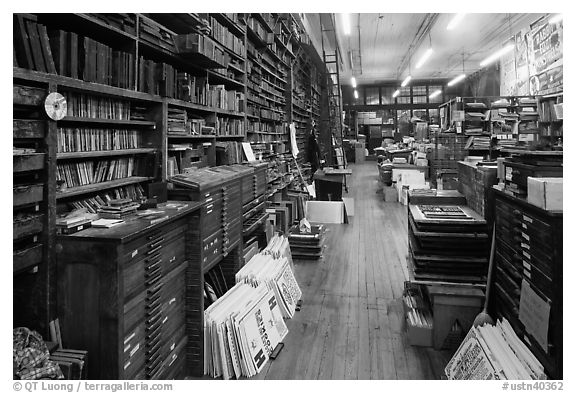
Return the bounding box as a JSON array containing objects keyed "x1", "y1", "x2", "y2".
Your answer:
[{"x1": 253, "y1": 161, "x2": 451, "y2": 380}]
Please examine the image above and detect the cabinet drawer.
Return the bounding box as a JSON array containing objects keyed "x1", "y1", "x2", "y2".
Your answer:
[
  {"x1": 121, "y1": 219, "x2": 187, "y2": 264},
  {"x1": 123, "y1": 235, "x2": 186, "y2": 301},
  {"x1": 14, "y1": 153, "x2": 45, "y2": 172},
  {"x1": 122, "y1": 324, "x2": 146, "y2": 380},
  {"x1": 14, "y1": 243, "x2": 43, "y2": 273},
  {"x1": 13, "y1": 184, "x2": 43, "y2": 206},
  {"x1": 13, "y1": 119, "x2": 46, "y2": 139},
  {"x1": 13, "y1": 213, "x2": 44, "y2": 240},
  {"x1": 522, "y1": 264, "x2": 553, "y2": 301},
  {"x1": 14, "y1": 84, "x2": 45, "y2": 106},
  {"x1": 123, "y1": 291, "x2": 146, "y2": 332},
  {"x1": 202, "y1": 230, "x2": 222, "y2": 268},
  {"x1": 160, "y1": 336, "x2": 187, "y2": 380}
]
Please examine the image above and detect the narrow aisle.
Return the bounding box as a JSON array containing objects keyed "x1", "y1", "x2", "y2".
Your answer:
[{"x1": 257, "y1": 161, "x2": 450, "y2": 380}]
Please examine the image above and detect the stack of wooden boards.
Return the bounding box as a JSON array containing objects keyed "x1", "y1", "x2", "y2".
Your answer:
[
  {"x1": 445, "y1": 318, "x2": 546, "y2": 380},
  {"x1": 408, "y1": 204, "x2": 489, "y2": 284}
]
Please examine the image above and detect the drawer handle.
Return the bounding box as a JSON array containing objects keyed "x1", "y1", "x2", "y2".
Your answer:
[
  {"x1": 149, "y1": 238, "x2": 164, "y2": 249},
  {"x1": 146, "y1": 302, "x2": 162, "y2": 317},
  {"x1": 146, "y1": 353, "x2": 162, "y2": 370},
  {"x1": 168, "y1": 353, "x2": 178, "y2": 367},
  {"x1": 146, "y1": 323, "x2": 162, "y2": 341},
  {"x1": 146, "y1": 313, "x2": 163, "y2": 328},
  {"x1": 145, "y1": 259, "x2": 161, "y2": 271},
  {"x1": 146, "y1": 296, "x2": 162, "y2": 311},
  {"x1": 147, "y1": 282, "x2": 163, "y2": 295},
  {"x1": 147, "y1": 290, "x2": 161, "y2": 304},
  {"x1": 147, "y1": 231, "x2": 162, "y2": 240},
  {"x1": 146, "y1": 245, "x2": 163, "y2": 255},
  {"x1": 147, "y1": 334, "x2": 161, "y2": 349},
  {"x1": 147, "y1": 359, "x2": 164, "y2": 378},
  {"x1": 146, "y1": 340, "x2": 162, "y2": 357},
  {"x1": 146, "y1": 274, "x2": 162, "y2": 287}
]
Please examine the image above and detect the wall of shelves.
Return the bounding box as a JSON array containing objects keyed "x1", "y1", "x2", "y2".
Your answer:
[{"x1": 13, "y1": 12, "x2": 326, "y2": 377}]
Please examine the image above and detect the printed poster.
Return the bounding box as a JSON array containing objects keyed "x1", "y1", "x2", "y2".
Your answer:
[{"x1": 445, "y1": 327, "x2": 500, "y2": 380}]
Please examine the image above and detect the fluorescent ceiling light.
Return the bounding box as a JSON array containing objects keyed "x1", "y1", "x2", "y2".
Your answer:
[
  {"x1": 416, "y1": 48, "x2": 433, "y2": 69},
  {"x1": 549, "y1": 14, "x2": 562, "y2": 24},
  {"x1": 392, "y1": 89, "x2": 400, "y2": 98},
  {"x1": 447, "y1": 73, "x2": 466, "y2": 87},
  {"x1": 447, "y1": 13, "x2": 466, "y2": 30},
  {"x1": 429, "y1": 89, "x2": 442, "y2": 99},
  {"x1": 351, "y1": 77, "x2": 357, "y2": 88},
  {"x1": 354, "y1": 90, "x2": 358, "y2": 99},
  {"x1": 342, "y1": 13, "x2": 351, "y2": 35},
  {"x1": 479, "y1": 44, "x2": 514, "y2": 67},
  {"x1": 401, "y1": 75, "x2": 412, "y2": 87}
]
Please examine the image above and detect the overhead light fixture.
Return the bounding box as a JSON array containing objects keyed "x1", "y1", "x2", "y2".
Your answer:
[
  {"x1": 447, "y1": 73, "x2": 466, "y2": 87},
  {"x1": 354, "y1": 89, "x2": 358, "y2": 99},
  {"x1": 351, "y1": 77, "x2": 357, "y2": 88},
  {"x1": 447, "y1": 13, "x2": 466, "y2": 30},
  {"x1": 549, "y1": 14, "x2": 562, "y2": 24},
  {"x1": 342, "y1": 13, "x2": 351, "y2": 35},
  {"x1": 401, "y1": 75, "x2": 412, "y2": 87},
  {"x1": 429, "y1": 89, "x2": 442, "y2": 99},
  {"x1": 479, "y1": 44, "x2": 514, "y2": 67},
  {"x1": 416, "y1": 48, "x2": 433, "y2": 69},
  {"x1": 392, "y1": 89, "x2": 400, "y2": 98}
]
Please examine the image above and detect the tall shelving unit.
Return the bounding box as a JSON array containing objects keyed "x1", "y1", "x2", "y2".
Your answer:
[{"x1": 14, "y1": 12, "x2": 326, "y2": 378}]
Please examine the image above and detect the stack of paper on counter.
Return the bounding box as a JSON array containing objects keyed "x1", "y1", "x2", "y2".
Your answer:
[
  {"x1": 445, "y1": 318, "x2": 547, "y2": 380},
  {"x1": 204, "y1": 282, "x2": 288, "y2": 379}
]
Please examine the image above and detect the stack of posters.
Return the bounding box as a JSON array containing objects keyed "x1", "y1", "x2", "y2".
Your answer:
[
  {"x1": 445, "y1": 318, "x2": 546, "y2": 380},
  {"x1": 204, "y1": 282, "x2": 288, "y2": 379}
]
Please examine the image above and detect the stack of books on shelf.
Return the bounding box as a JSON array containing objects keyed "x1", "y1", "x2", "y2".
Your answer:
[
  {"x1": 56, "y1": 157, "x2": 146, "y2": 188},
  {"x1": 175, "y1": 33, "x2": 229, "y2": 68},
  {"x1": 139, "y1": 15, "x2": 177, "y2": 53},
  {"x1": 464, "y1": 136, "x2": 491, "y2": 150},
  {"x1": 207, "y1": 85, "x2": 245, "y2": 112},
  {"x1": 14, "y1": 15, "x2": 135, "y2": 90},
  {"x1": 86, "y1": 13, "x2": 136, "y2": 35},
  {"x1": 57, "y1": 128, "x2": 142, "y2": 152},
  {"x1": 65, "y1": 184, "x2": 145, "y2": 213},
  {"x1": 97, "y1": 198, "x2": 140, "y2": 219},
  {"x1": 62, "y1": 92, "x2": 132, "y2": 120},
  {"x1": 167, "y1": 108, "x2": 188, "y2": 135},
  {"x1": 205, "y1": 16, "x2": 245, "y2": 57}
]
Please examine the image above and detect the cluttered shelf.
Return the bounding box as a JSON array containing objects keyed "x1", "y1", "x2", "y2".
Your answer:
[{"x1": 55, "y1": 176, "x2": 154, "y2": 199}]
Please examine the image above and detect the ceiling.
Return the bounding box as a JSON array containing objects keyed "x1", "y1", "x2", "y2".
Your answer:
[{"x1": 321, "y1": 13, "x2": 547, "y2": 86}]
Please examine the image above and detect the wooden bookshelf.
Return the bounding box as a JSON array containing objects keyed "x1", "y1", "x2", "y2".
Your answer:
[
  {"x1": 57, "y1": 148, "x2": 157, "y2": 159},
  {"x1": 55, "y1": 176, "x2": 154, "y2": 199},
  {"x1": 59, "y1": 117, "x2": 157, "y2": 127}
]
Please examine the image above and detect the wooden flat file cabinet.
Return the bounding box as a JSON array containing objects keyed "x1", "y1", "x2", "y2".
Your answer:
[
  {"x1": 491, "y1": 189, "x2": 562, "y2": 379},
  {"x1": 56, "y1": 202, "x2": 202, "y2": 379}
]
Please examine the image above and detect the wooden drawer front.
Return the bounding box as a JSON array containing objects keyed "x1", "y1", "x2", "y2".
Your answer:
[
  {"x1": 13, "y1": 84, "x2": 45, "y2": 106},
  {"x1": 14, "y1": 243, "x2": 43, "y2": 273},
  {"x1": 121, "y1": 219, "x2": 187, "y2": 264},
  {"x1": 14, "y1": 153, "x2": 45, "y2": 172},
  {"x1": 202, "y1": 230, "x2": 222, "y2": 268},
  {"x1": 123, "y1": 291, "x2": 146, "y2": 332},
  {"x1": 13, "y1": 213, "x2": 44, "y2": 240},
  {"x1": 13, "y1": 119, "x2": 46, "y2": 139},
  {"x1": 159, "y1": 336, "x2": 187, "y2": 380},
  {"x1": 161, "y1": 267, "x2": 186, "y2": 319},
  {"x1": 122, "y1": 324, "x2": 146, "y2": 380},
  {"x1": 495, "y1": 265, "x2": 521, "y2": 302},
  {"x1": 13, "y1": 184, "x2": 43, "y2": 206},
  {"x1": 522, "y1": 263, "x2": 553, "y2": 301},
  {"x1": 158, "y1": 235, "x2": 186, "y2": 276}
]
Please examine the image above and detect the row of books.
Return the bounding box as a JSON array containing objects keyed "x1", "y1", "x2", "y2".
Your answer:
[
  {"x1": 247, "y1": 134, "x2": 289, "y2": 145},
  {"x1": 465, "y1": 136, "x2": 491, "y2": 150},
  {"x1": 63, "y1": 92, "x2": 132, "y2": 120},
  {"x1": 215, "y1": 117, "x2": 245, "y2": 136},
  {"x1": 258, "y1": 108, "x2": 284, "y2": 122},
  {"x1": 65, "y1": 184, "x2": 145, "y2": 213},
  {"x1": 206, "y1": 16, "x2": 246, "y2": 57},
  {"x1": 14, "y1": 16, "x2": 58, "y2": 76},
  {"x1": 538, "y1": 99, "x2": 563, "y2": 122},
  {"x1": 207, "y1": 86, "x2": 245, "y2": 112},
  {"x1": 247, "y1": 121, "x2": 284, "y2": 133},
  {"x1": 215, "y1": 142, "x2": 243, "y2": 165},
  {"x1": 167, "y1": 109, "x2": 213, "y2": 136},
  {"x1": 57, "y1": 128, "x2": 143, "y2": 153},
  {"x1": 86, "y1": 13, "x2": 136, "y2": 36},
  {"x1": 56, "y1": 157, "x2": 147, "y2": 188},
  {"x1": 175, "y1": 33, "x2": 229, "y2": 68}
]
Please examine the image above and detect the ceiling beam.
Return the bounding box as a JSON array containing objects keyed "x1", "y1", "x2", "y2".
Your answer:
[{"x1": 395, "y1": 13, "x2": 440, "y2": 79}]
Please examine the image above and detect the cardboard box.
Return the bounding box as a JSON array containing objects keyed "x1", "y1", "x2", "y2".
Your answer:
[
  {"x1": 527, "y1": 177, "x2": 563, "y2": 211},
  {"x1": 306, "y1": 201, "x2": 346, "y2": 224},
  {"x1": 406, "y1": 317, "x2": 433, "y2": 347}
]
